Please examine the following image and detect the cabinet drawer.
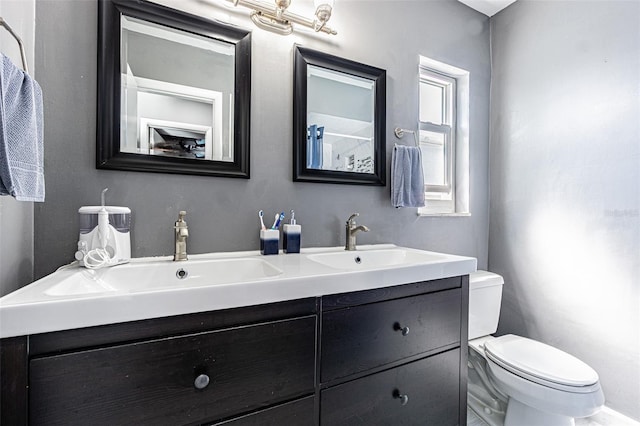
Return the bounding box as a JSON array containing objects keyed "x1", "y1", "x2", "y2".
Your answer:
[
  {"x1": 29, "y1": 316, "x2": 316, "y2": 426},
  {"x1": 210, "y1": 396, "x2": 315, "y2": 426},
  {"x1": 321, "y1": 288, "x2": 461, "y2": 382},
  {"x1": 321, "y1": 349, "x2": 461, "y2": 425}
]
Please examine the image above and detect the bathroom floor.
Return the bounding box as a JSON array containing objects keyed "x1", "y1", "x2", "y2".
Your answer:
[
  {"x1": 467, "y1": 407, "x2": 639, "y2": 426},
  {"x1": 467, "y1": 408, "x2": 489, "y2": 426}
]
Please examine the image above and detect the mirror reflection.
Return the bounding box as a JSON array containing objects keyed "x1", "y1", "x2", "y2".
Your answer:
[
  {"x1": 120, "y1": 16, "x2": 235, "y2": 161},
  {"x1": 293, "y1": 45, "x2": 386, "y2": 185},
  {"x1": 306, "y1": 65, "x2": 375, "y2": 173},
  {"x1": 97, "y1": 0, "x2": 251, "y2": 178}
]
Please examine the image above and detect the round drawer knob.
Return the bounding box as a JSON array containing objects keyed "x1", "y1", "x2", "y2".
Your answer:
[
  {"x1": 194, "y1": 373, "x2": 210, "y2": 390},
  {"x1": 394, "y1": 322, "x2": 410, "y2": 336},
  {"x1": 393, "y1": 389, "x2": 409, "y2": 406},
  {"x1": 399, "y1": 394, "x2": 409, "y2": 405}
]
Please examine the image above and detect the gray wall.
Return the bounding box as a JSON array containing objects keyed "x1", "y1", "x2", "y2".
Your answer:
[
  {"x1": 0, "y1": 198, "x2": 33, "y2": 296},
  {"x1": 125, "y1": 31, "x2": 235, "y2": 92},
  {"x1": 489, "y1": 0, "x2": 640, "y2": 420},
  {"x1": 33, "y1": 0, "x2": 491, "y2": 279},
  {"x1": 0, "y1": 0, "x2": 35, "y2": 297}
]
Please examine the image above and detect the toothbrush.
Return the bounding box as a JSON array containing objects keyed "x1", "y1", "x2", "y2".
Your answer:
[
  {"x1": 272, "y1": 212, "x2": 285, "y2": 229},
  {"x1": 290, "y1": 210, "x2": 296, "y2": 225},
  {"x1": 258, "y1": 210, "x2": 266, "y2": 230}
]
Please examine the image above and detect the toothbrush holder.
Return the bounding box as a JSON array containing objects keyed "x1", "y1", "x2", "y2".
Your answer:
[
  {"x1": 260, "y1": 229, "x2": 280, "y2": 255},
  {"x1": 283, "y1": 224, "x2": 301, "y2": 254}
]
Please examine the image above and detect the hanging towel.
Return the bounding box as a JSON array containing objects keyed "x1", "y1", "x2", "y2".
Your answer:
[
  {"x1": 306, "y1": 124, "x2": 324, "y2": 169},
  {"x1": 391, "y1": 145, "x2": 425, "y2": 208},
  {"x1": 0, "y1": 53, "x2": 44, "y2": 202},
  {"x1": 306, "y1": 124, "x2": 317, "y2": 168}
]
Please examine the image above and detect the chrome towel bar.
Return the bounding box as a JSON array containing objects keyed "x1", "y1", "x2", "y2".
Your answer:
[{"x1": 0, "y1": 17, "x2": 29, "y2": 73}]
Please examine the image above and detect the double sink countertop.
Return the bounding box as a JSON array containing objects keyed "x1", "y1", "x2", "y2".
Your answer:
[{"x1": 0, "y1": 244, "x2": 477, "y2": 338}]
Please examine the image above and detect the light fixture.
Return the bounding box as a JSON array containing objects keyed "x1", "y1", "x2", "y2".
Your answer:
[{"x1": 226, "y1": 0, "x2": 337, "y2": 35}]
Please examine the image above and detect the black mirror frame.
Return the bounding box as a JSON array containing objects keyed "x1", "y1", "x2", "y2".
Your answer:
[
  {"x1": 97, "y1": 0, "x2": 251, "y2": 178},
  {"x1": 293, "y1": 46, "x2": 386, "y2": 186}
]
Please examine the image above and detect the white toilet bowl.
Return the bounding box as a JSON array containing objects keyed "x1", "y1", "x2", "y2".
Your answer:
[
  {"x1": 468, "y1": 271, "x2": 605, "y2": 426},
  {"x1": 484, "y1": 334, "x2": 604, "y2": 425}
]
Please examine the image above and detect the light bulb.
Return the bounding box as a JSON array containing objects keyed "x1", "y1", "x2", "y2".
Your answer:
[{"x1": 314, "y1": 0, "x2": 333, "y2": 25}]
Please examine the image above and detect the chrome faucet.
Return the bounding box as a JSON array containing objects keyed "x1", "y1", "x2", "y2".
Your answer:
[
  {"x1": 345, "y1": 213, "x2": 369, "y2": 251},
  {"x1": 174, "y1": 211, "x2": 189, "y2": 261}
]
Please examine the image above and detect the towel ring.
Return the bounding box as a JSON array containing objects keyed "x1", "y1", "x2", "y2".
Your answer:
[
  {"x1": 0, "y1": 17, "x2": 29, "y2": 73},
  {"x1": 394, "y1": 127, "x2": 419, "y2": 147}
]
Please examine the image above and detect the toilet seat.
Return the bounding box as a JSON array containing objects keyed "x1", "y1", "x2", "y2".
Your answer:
[{"x1": 484, "y1": 334, "x2": 600, "y2": 393}]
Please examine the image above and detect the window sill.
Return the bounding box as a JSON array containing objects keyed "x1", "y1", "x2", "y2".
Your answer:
[{"x1": 417, "y1": 211, "x2": 471, "y2": 217}]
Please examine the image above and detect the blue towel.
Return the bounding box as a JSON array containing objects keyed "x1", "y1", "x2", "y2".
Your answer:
[
  {"x1": 391, "y1": 145, "x2": 425, "y2": 208},
  {"x1": 0, "y1": 53, "x2": 44, "y2": 202},
  {"x1": 306, "y1": 124, "x2": 324, "y2": 169}
]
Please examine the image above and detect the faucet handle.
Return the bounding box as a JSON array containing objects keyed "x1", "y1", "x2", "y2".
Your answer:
[
  {"x1": 347, "y1": 213, "x2": 359, "y2": 224},
  {"x1": 175, "y1": 211, "x2": 187, "y2": 229}
]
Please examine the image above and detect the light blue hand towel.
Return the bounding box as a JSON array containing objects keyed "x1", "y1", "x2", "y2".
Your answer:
[
  {"x1": 391, "y1": 145, "x2": 425, "y2": 208},
  {"x1": 306, "y1": 124, "x2": 324, "y2": 169},
  {"x1": 0, "y1": 53, "x2": 45, "y2": 202}
]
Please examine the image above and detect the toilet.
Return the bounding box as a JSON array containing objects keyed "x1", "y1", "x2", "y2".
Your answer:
[{"x1": 468, "y1": 271, "x2": 604, "y2": 426}]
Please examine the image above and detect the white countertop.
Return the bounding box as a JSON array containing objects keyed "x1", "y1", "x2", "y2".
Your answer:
[{"x1": 0, "y1": 244, "x2": 477, "y2": 338}]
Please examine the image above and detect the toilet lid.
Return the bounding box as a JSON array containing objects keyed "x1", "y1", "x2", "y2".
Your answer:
[{"x1": 484, "y1": 335, "x2": 599, "y2": 388}]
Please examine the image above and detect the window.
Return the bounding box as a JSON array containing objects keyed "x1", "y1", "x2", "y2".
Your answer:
[{"x1": 418, "y1": 56, "x2": 470, "y2": 216}]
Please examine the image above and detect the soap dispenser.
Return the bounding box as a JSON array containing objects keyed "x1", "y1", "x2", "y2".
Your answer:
[{"x1": 283, "y1": 210, "x2": 301, "y2": 254}]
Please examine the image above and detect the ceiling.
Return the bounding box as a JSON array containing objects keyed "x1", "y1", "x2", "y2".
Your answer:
[{"x1": 457, "y1": 0, "x2": 517, "y2": 17}]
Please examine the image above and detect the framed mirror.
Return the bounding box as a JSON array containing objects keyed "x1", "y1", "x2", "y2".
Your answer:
[
  {"x1": 293, "y1": 46, "x2": 386, "y2": 185},
  {"x1": 98, "y1": 0, "x2": 251, "y2": 177}
]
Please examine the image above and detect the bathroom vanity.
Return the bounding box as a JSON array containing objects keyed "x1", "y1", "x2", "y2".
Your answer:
[{"x1": 0, "y1": 245, "x2": 475, "y2": 425}]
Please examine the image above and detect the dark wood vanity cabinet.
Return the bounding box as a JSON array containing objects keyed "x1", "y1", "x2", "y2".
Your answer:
[
  {"x1": 321, "y1": 349, "x2": 461, "y2": 425},
  {"x1": 0, "y1": 276, "x2": 468, "y2": 426},
  {"x1": 29, "y1": 317, "x2": 316, "y2": 425},
  {"x1": 209, "y1": 396, "x2": 315, "y2": 426},
  {"x1": 2, "y1": 298, "x2": 318, "y2": 426},
  {"x1": 319, "y1": 276, "x2": 469, "y2": 425},
  {"x1": 321, "y1": 287, "x2": 462, "y2": 383}
]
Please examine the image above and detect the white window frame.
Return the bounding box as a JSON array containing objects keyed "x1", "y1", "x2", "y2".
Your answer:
[
  {"x1": 418, "y1": 56, "x2": 470, "y2": 217},
  {"x1": 419, "y1": 69, "x2": 456, "y2": 198}
]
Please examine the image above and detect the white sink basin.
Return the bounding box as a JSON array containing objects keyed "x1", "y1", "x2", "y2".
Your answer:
[
  {"x1": 45, "y1": 257, "x2": 283, "y2": 296},
  {"x1": 44, "y1": 271, "x2": 118, "y2": 296},
  {"x1": 306, "y1": 248, "x2": 448, "y2": 271}
]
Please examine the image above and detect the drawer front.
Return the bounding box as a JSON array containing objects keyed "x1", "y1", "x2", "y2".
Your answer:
[
  {"x1": 30, "y1": 316, "x2": 316, "y2": 426},
  {"x1": 321, "y1": 288, "x2": 461, "y2": 382},
  {"x1": 211, "y1": 396, "x2": 315, "y2": 426},
  {"x1": 322, "y1": 276, "x2": 462, "y2": 311},
  {"x1": 321, "y1": 349, "x2": 461, "y2": 425}
]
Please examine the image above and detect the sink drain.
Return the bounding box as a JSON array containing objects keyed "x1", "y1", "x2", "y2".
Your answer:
[
  {"x1": 354, "y1": 256, "x2": 362, "y2": 264},
  {"x1": 176, "y1": 268, "x2": 188, "y2": 279}
]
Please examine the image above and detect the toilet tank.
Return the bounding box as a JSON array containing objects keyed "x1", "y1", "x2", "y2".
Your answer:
[{"x1": 468, "y1": 270, "x2": 504, "y2": 340}]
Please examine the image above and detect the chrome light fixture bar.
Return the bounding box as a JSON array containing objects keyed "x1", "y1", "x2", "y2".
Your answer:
[{"x1": 226, "y1": 0, "x2": 337, "y2": 35}]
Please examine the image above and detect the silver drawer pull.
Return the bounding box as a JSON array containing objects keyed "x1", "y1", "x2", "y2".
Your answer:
[
  {"x1": 194, "y1": 373, "x2": 210, "y2": 390},
  {"x1": 393, "y1": 389, "x2": 409, "y2": 406},
  {"x1": 394, "y1": 322, "x2": 410, "y2": 336}
]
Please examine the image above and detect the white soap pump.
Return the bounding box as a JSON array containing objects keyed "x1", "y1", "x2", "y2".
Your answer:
[{"x1": 75, "y1": 188, "x2": 131, "y2": 269}]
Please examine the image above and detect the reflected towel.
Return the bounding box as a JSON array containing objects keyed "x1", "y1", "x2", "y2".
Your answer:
[
  {"x1": 0, "y1": 53, "x2": 44, "y2": 202},
  {"x1": 391, "y1": 145, "x2": 425, "y2": 208},
  {"x1": 306, "y1": 124, "x2": 324, "y2": 169}
]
